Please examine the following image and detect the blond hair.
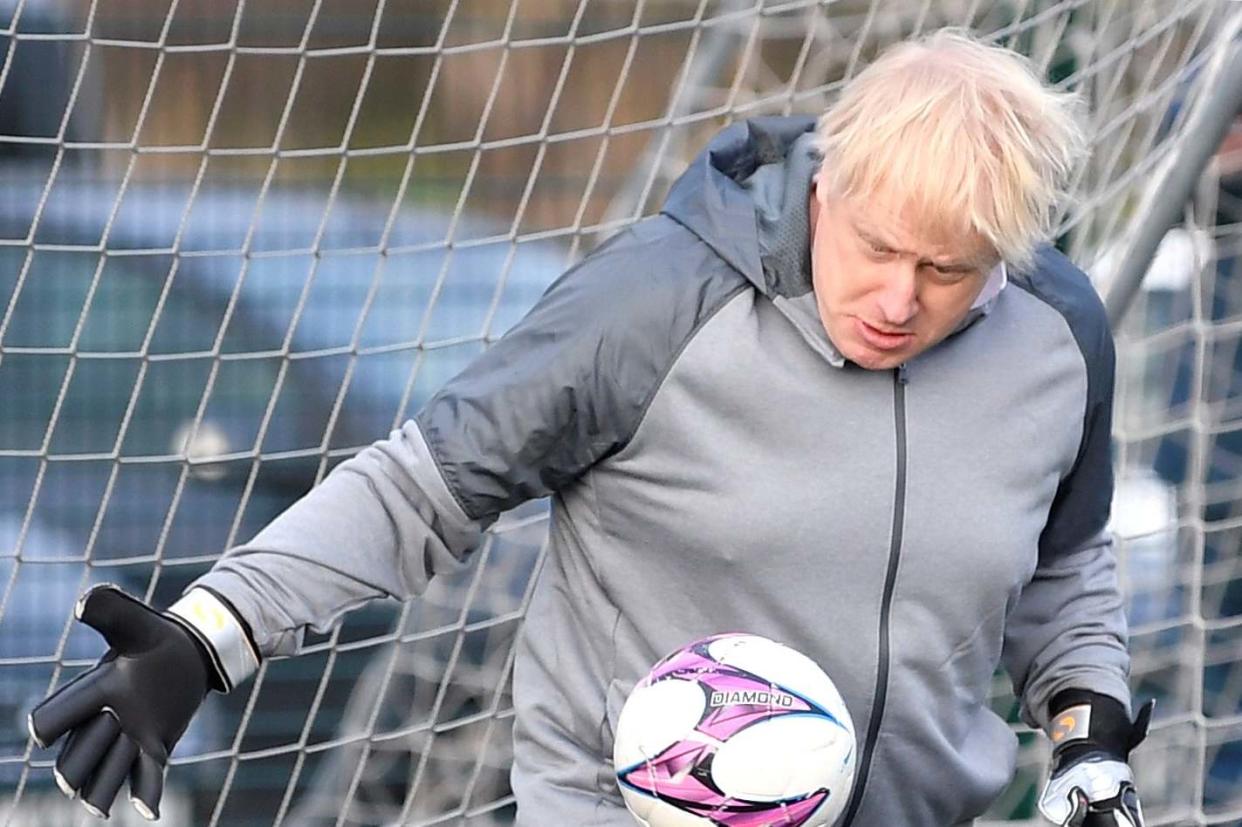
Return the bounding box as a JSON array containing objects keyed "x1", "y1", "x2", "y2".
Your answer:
[{"x1": 815, "y1": 29, "x2": 1087, "y2": 270}]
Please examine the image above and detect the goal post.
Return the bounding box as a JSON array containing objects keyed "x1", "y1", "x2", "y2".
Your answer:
[{"x1": 1, "y1": 2, "x2": 1240, "y2": 825}]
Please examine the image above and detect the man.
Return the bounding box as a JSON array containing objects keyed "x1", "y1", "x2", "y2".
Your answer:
[{"x1": 29, "y1": 29, "x2": 1151, "y2": 826}]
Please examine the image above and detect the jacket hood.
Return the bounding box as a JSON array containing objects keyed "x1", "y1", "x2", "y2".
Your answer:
[
  {"x1": 662, "y1": 116, "x2": 851, "y2": 364},
  {"x1": 661, "y1": 115, "x2": 819, "y2": 299}
]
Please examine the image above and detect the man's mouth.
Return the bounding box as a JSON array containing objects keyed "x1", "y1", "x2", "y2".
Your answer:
[{"x1": 855, "y1": 318, "x2": 915, "y2": 351}]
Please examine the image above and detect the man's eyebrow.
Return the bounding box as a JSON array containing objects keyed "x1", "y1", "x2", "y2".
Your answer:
[{"x1": 855, "y1": 220, "x2": 985, "y2": 271}]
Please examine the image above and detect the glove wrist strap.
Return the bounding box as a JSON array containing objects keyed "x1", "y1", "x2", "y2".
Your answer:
[
  {"x1": 1048, "y1": 701, "x2": 1094, "y2": 749},
  {"x1": 167, "y1": 588, "x2": 261, "y2": 693}
]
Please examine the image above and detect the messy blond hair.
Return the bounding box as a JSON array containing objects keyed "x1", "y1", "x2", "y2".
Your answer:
[{"x1": 815, "y1": 29, "x2": 1087, "y2": 271}]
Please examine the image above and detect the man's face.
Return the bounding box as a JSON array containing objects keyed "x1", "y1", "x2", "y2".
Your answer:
[{"x1": 809, "y1": 188, "x2": 998, "y2": 370}]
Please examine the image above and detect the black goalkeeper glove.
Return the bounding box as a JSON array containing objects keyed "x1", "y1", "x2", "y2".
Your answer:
[
  {"x1": 28, "y1": 584, "x2": 259, "y2": 820},
  {"x1": 1037, "y1": 689, "x2": 1155, "y2": 827}
]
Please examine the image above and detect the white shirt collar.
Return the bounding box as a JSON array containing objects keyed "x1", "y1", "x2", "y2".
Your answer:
[{"x1": 970, "y1": 260, "x2": 1008, "y2": 310}]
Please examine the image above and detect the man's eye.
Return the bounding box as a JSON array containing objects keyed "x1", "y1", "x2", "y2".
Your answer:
[
  {"x1": 927, "y1": 265, "x2": 973, "y2": 283},
  {"x1": 867, "y1": 240, "x2": 893, "y2": 255}
]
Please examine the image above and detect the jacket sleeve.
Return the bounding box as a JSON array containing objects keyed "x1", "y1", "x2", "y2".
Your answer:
[
  {"x1": 189, "y1": 420, "x2": 487, "y2": 660},
  {"x1": 189, "y1": 218, "x2": 743, "y2": 669},
  {"x1": 1001, "y1": 268, "x2": 1132, "y2": 732}
]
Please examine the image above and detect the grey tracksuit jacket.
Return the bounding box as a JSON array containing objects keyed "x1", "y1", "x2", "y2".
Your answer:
[{"x1": 195, "y1": 116, "x2": 1132, "y2": 826}]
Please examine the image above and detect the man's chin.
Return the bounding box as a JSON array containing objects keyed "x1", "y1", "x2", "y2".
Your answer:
[{"x1": 841, "y1": 342, "x2": 909, "y2": 371}]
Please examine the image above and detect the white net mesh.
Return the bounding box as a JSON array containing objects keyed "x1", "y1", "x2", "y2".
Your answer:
[{"x1": 0, "y1": 1, "x2": 1238, "y2": 825}]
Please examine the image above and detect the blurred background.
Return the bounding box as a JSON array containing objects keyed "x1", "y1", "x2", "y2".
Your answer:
[{"x1": 0, "y1": 1, "x2": 1239, "y2": 825}]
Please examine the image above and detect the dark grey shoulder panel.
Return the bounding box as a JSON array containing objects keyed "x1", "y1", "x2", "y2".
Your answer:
[
  {"x1": 415, "y1": 215, "x2": 749, "y2": 521},
  {"x1": 1010, "y1": 245, "x2": 1117, "y2": 558}
]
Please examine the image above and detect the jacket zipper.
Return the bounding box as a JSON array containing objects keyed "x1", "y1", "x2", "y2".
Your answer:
[{"x1": 840, "y1": 367, "x2": 908, "y2": 825}]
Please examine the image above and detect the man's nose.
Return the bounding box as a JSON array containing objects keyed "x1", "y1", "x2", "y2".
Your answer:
[{"x1": 876, "y1": 262, "x2": 919, "y2": 325}]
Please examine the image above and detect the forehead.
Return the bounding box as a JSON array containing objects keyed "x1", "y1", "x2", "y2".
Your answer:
[{"x1": 845, "y1": 192, "x2": 994, "y2": 265}]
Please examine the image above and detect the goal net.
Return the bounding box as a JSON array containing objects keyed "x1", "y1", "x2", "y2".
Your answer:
[{"x1": 0, "y1": 1, "x2": 1238, "y2": 825}]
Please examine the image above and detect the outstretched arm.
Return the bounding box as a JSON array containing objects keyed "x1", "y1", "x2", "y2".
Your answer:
[
  {"x1": 188, "y1": 417, "x2": 486, "y2": 677},
  {"x1": 30, "y1": 215, "x2": 735, "y2": 821},
  {"x1": 187, "y1": 217, "x2": 745, "y2": 674}
]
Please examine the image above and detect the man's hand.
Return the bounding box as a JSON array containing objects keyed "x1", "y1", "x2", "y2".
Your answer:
[
  {"x1": 1037, "y1": 689, "x2": 1154, "y2": 826},
  {"x1": 27, "y1": 585, "x2": 253, "y2": 820}
]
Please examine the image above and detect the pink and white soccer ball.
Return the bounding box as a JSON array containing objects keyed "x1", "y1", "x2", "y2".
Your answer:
[{"x1": 613, "y1": 633, "x2": 856, "y2": 827}]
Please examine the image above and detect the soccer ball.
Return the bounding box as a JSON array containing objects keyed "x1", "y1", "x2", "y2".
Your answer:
[{"x1": 613, "y1": 633, "x2": 856, "y2": 827}]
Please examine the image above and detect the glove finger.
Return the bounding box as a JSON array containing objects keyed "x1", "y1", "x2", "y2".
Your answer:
[
  {"x1": 1119, "y1": 784, "x2": 1145, "y2": 827},
  {"x1": 1129, "y1": 699, "x2": 1155, "y2": 749},
  {"x1": 53, "y1": 711, "x2": 120, "y2": 798},
  {"x1": 1066, "y1": 788, "x2": 1090, "y2": 827},
  {"x1": 81, "y1": 734, "x2": 139, "y2": 819},
  {"x1": 76, "y1": 584, "x2": 158, "y2": 653},
  {"x1": 28, "y1": 665, "x2": 109, "y2": 748},
  {"x1": 128, "y1": 751, "x2": 165, "y2": 821}
]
